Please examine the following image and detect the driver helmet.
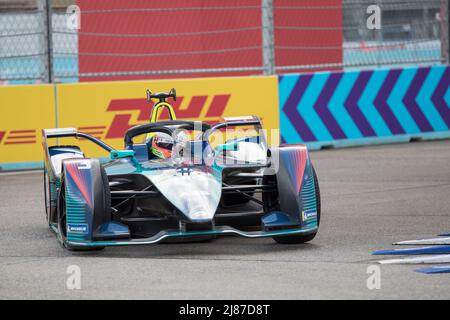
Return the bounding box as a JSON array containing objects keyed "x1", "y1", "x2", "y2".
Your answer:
[{"x1": 149, "y1": 133, "x2": 173, "y2": 159}]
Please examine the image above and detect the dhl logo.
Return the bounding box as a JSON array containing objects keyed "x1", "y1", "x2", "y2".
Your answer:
[
  {"x1": 0, "y1": 94, "x2": 231, "y2": 145},
  {"x1": 0, "y1": 130, "x2": 36, "y2": 145},
  {"x1": 104, "y1": 94, "x2": 230, "y2": 139}
]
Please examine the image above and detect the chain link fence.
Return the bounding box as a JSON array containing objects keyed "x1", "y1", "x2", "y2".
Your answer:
[
  {"x1": 0, "y1": 1, "x2": 45, "y2": 82},
  {"x1": 342, "y1": 0, "x2": 448, "y2": 69},
  {"x1": 0, "y1": 0, "x2": 448, "y2": 84}
]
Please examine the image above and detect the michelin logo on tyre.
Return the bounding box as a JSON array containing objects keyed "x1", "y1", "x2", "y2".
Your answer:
[{"x1": 302, "y1": 210, "x2": 317, "y2": 221}]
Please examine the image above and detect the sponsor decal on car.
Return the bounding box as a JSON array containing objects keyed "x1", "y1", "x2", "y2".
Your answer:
[
  {"x1": 302, "y1": 210, "x2": 317, "y2": 221},
  {"x1": 67, "y1": 223, "x2": 89, "y2": 234}
]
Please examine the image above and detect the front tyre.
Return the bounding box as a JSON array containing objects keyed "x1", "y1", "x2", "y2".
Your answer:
[{"x1": 273, "y1": 166, "x2": 321, "y2": 244}]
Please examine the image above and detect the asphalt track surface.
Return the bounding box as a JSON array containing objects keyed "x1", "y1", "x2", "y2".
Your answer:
[{"x1": 1, "y1": 140, "x2": 450, "y2": 299}]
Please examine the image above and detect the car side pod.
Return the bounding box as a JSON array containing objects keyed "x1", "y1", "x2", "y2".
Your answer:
[{"x1": 262, "y1": 212, "x2": 300, "y2": 232}]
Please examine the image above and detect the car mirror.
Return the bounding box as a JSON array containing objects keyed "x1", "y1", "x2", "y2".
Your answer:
[
  {"x1": 216, "y1": 142, "x2": 240, "y2": 152},
  {"x1": 110, "y1": 150, "x2": 136, "y2": 159}
]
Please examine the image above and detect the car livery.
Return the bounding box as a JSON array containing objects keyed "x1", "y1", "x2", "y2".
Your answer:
[{"x1": 42, "y1": 89, "x2": 321, "y2": 250}]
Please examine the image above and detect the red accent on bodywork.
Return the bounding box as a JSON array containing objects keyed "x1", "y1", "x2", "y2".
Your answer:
[
  {"x1": 64, "y1": 162, "x2": 94, "y2": 209},
  {"x1": 289, "y1": 148, "x2": 307, "y2": 194},
  {"x1": 281, "y1": 145, "x2": 308, "y2": 193}
]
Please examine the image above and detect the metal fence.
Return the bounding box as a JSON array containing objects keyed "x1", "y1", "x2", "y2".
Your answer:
[{"x1": 0, "y1": 0, "x2": 448, "y2": 84}]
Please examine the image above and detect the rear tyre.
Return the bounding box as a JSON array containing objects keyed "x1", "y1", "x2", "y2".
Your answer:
[
  {"x1": 57, "y1": 167, "x2": 105, "y2": 251},
  {"x1": 273, "y1": 166, "x2": 321, "y2": 244}
]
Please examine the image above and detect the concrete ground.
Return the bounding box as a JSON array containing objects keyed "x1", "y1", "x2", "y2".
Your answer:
[{"x1": 1, "y1": 140, "x2": 450, "y2": 299}]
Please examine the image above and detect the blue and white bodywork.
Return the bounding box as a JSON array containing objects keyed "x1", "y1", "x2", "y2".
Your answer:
[{"x1": 42, "y1": 92, "x2": 321, "y2": 251}]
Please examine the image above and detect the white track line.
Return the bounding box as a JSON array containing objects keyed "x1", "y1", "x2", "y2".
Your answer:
[
  {"x1": 378, "y1": 254, "x2": 450, "y2": 265},
  {"x1": 394, "y1": 237, "x2": 450, "y2": 245},
  {"x1": 416, "y1": 265, "x2": 450, "y2": 273}
]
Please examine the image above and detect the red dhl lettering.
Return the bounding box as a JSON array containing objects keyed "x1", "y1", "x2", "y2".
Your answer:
[
  {"x1": 105, "y1": 94, "x2": 230, "y2": 139},
  {"x1": 1, "y1": 94, "x2": 231, "y2": 145}
]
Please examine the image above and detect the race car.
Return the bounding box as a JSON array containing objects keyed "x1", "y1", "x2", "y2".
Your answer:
[{"x1": 42, "y1": 89, "x2": 321, "y2": 250}]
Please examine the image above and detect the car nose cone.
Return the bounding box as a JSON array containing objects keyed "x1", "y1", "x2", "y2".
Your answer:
[{"x1": 146, "y1": 167, "x2": 221, "y2": 222}]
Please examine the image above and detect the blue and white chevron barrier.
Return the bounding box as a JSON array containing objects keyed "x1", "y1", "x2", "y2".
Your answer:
[{"x1": 279, "y1": 65, "x2": 450, "y2": 149}]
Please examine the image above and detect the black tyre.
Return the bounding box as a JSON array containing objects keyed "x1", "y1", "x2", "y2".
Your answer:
[
  {"x1": 273, "y1": 166, "x2": 321, "y2": 244},
  {"x1": 44, "y1": 168, "x2": 51, "y2": 225},
  {"x1": 57, "y1": 166, "x2": 106, "y2": 251}
]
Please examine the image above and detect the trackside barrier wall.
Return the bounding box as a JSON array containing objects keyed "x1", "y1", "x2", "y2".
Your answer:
[
  {"x1": 1, "y1": 66, "x2": 450, "y2": 170},
  {"x1": 279, "y1": 65, "x2": 450, "y2": 149},
  {"x1": 55, "y1": 76, "x2": 280, "y2": 157},
  {"x1": 0, "y1": 84, "x2": 56, "y2": 170},
  {"x1": 0, "y1": 76, "x2": 279, "y2": 170}
]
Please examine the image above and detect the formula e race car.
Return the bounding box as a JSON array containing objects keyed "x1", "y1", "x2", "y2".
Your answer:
[{"x1": 42, "y1": 89, "x2": 321, "y2": 250}]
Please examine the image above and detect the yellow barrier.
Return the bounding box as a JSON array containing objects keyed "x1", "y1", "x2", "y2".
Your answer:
[
  {"x1": 56, "y1": 76, "x2": 280, "y2": 157},
  {"x1": 0, "y1": 84, "x2": 56, "y2": 164},
  {"x1": 0, "y1": 76, "x2": 280, "y2": 167}
]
